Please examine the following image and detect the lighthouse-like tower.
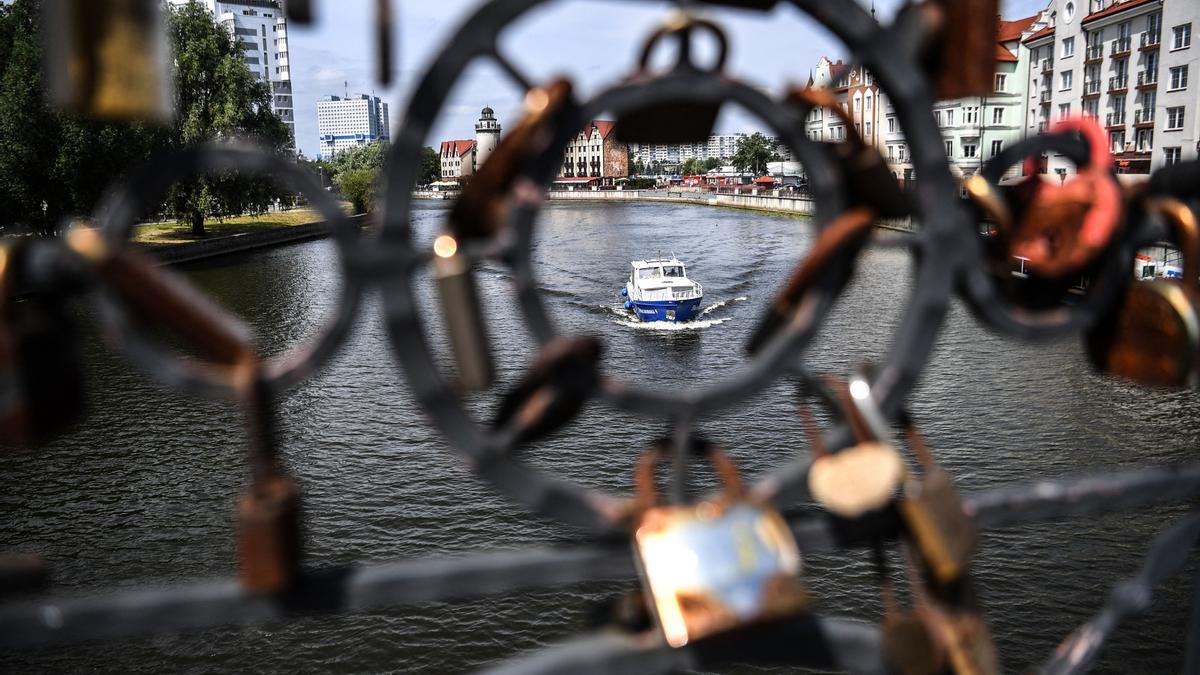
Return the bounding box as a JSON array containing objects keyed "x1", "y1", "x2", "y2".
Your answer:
[{"x1": 474, "y1": 106, "x2": 501, "y2": 171}]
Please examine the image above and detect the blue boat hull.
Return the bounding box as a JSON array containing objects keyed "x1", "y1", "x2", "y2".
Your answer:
[{"x1": 628, "y1": 297, "x2": 704, "y2": 322}]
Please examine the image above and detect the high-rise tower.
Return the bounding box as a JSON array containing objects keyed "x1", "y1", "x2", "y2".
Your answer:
[{"x1": 474, "y1": 106, "x2": 502, "y2": 171}]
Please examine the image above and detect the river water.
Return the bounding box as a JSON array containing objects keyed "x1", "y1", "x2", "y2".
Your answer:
[{"x1": 3, "y1": 199, "x2": 1199, "y2": 673}]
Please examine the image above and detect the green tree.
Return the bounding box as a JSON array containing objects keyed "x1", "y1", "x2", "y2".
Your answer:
[
  {"x1": 167, "y1": 1, "x2": 291, "y2": 235},
  {"x1": 418, "y1": 146, "x2": 440, "y2": 186},
  {"x1": 328, "y1": 140, "x2": 387, "y2": 177},
  {"x1": 732, "y1": 133, "x2": 780, "y2": 176},
  {"x1": 703, "y1": 157, "x2": 723, "y2": 172},
  {"x1": 679, "y1": 157, "x2": 703, "y2": 176},
  {"x1": 335, "y1": 168, "x2": 376, "y2": 214}
]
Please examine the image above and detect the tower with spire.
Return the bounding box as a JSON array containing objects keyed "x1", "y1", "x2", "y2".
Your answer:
[{"x1": 474, "y1": 106, "x2": 502, "y2": 171}]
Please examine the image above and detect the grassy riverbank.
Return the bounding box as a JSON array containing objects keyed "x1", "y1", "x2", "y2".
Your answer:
[{"x1": 133, "y1": 205, "x2": 351, "y2": 247}]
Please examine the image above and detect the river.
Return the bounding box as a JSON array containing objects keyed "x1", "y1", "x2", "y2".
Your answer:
[{"x1": 2, "y1": 199, "x2": 1198, "y2": 673}]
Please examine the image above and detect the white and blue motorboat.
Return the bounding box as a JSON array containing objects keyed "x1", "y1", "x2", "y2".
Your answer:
[{"x1": 621, "y1": 257, "x2": 704, "y2": 322}]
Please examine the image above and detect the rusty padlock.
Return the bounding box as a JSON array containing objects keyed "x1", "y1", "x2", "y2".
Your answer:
[
  {"x1": 920, "y1": 580, "x2": 1000, "y2": 675},
  {"x1": 804, "y1": 380, "x2": 907, "y2": 520},
  {"x1": 41, "y1": 0, "x2": 172, "y2": 121},
  {"x1": 236, "y1": 473, "x2": 302, "y2": 593},
  {"x1": 1006, "y1": 117, "x2": 1123, "y2": 279},
  {"x1": 615, "y1": 16, "x2": 727, "y2": 145},
  {"x1": 880, "y1": 573, "x2": 943, "y2": 675},
  {"x1": 0, "y1": 242, "x2": 85, "y2": 447},
  {"x1": 632, "y1": 442, "x2": 809, "y2": 647},
  {"x1": 493, "y1": 336, "x2": 602, "y2": 445},
  {"x1": 1086, "y1": 199, "x2": 1200, "y2": 388},
  {"x1": 747, "y1": 208, "x2": 876, "y2": 354},
  {"x1": 788, "y1": 87, "x2": 910, "y2": 219},
  {"x1": 920, "y1": 0, "x2": 1000, "y2": 100}
]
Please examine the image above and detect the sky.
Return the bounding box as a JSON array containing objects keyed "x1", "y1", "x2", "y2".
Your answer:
[{"x1": 287, "y1": 0, "x2": 1053, "y2": 159}]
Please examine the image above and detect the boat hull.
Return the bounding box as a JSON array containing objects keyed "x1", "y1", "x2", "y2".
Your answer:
[{"x1": 629, "y1": 297, "x2": 704, "y2": 322}]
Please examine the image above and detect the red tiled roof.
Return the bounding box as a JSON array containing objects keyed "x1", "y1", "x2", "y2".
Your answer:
[
  {"x1": 998, "y1": 15, "x2": 1038, "y2": 42},
  {"x1": 996, "y1": 44, "x2": 1019, "y2": 62},
  {"x1": 440, "y1": 139, "x2": 475, "y2": 156},
  {"x1": 1022, "y1": 25, "x2": 1055, "y2": 43},
  {"x1": 1083, "y1": 0, "x2": 1160, "y2": 24},
  {"x1": 584, "y1": 120, "x2": 616, "y2": 140}
]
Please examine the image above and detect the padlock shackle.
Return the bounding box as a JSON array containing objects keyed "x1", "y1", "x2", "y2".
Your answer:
[
  {"x1": 637, "y1": 14, "x2": 728, "y2": 77},
  {"x1": 633, "y1": 440, "x2": 745, "y2": 513},
  {"x1": 1151, "y1": 199, "x2": 1200, "y2": 293}
]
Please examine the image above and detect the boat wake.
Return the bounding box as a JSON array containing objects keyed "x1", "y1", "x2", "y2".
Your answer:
[{"x1": 603, "y1": 297, "x2": 748, "y2": 330}]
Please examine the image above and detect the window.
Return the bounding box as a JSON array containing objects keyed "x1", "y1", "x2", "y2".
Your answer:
[
  {"x1": 899, "y1": 145, "x2": 907, "y2": 162},
  {"x1": 1111, "y1": 130, "x2": 1126, "y2": 153},
  {"x1": 1118, "y1": 22, "x2": 1131, "y2": 40},
  {"x1": 991, "y1": 140, "x2": 1004, "y2": 157},
  {"x1": 1083, "y1": 99, "x2": 1099, "y2": 118},
  {"x1": 995, "y1": 73, "x2": 1007, "y2": 92},
  {"x1": 1174, "y1": 24, "x2": 1192, "y2": 50},
  {"x1": 887, "y1": 145, "x2": 895, "y2": 161},
  {"x1": 866, "y1": 94, "x2": 873, "y2": 111},
  {"x1": 865, "y1": 122, "x2": 872, "y2": 138},
  {"x1": 945, "y1": 140, "x2": 953, "y2": 157},
  {"x1": 1166, "y1": 107, "x2": 1185, "y2": 130},
  {"x1": 1061, "y1": 70, "x2": 1073, "y2": 90},
  {"x1": 964, "y1": 107, "x2": 978, "y2": 125},
  {"x1": 1063, "y1": 37, "x2": 1075, "y2": 57},
  {"x1": 1165, "y1": 147, "x2": 1182, "y2": 165},
  {"x1": 963, "y1": 144, "x2": 978, "y2": 158},
  {"x1": 993, "y1": 107, "x2": 1004, "y2": 125},
  {"x1": 934, "y1": 110, "x2": 942, "y2": 126},
  {"x1": 1170, "y1": 65, "x2": 1189, "y2": 90},
  {"x1": 947, "y1": 109, "x2": 956, "y2": 126},
  {"x1": 1136, "y1": 128, "x2": 1153, "y2": 152},
  {"x1": 887, "y1": 116, "x2": 896, "y2": 133},
  {"x1": 1059, "y1": 103, "x2": 1071, "y2": 120}
]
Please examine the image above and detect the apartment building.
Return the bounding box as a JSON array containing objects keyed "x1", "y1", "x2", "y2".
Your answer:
[
  {"x1": 170, "y1": 0, "x2": 295, "y2": 139},
  {"x1": 1024, "y1": 0, "x2": 1198, "y2": 174}
]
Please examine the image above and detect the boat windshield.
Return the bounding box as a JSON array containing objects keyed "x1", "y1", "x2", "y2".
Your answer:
[
  {"x1": 638, "y1": 267, "x2": 662, "y2": 279},
  {"x1": 662, "y1": 266, "x2": 684, "y2": 278}
]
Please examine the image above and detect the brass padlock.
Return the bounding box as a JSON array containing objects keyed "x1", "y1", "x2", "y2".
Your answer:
[
  {"x1": 1086, "y1": 199, "x2": 1200, "y2": 388},
  {"x1": 787, "y1": 87, "x2": 909, "y2": 219},
  {"x1": 236, "y1": 473, "x2": 301, "y2": 593},
  {"x1": 632, "y1": 443, "x2": 809, "y2": 647},
  {"x1": 493, "y1": 336, "x2": 602, "y2": 445},
  {"x1": 1004, "y1": 118, "x2": 1122, "y2": 279},
  {"x1": 615, "y1": 16, "x2": 727, "y2": 145},
  {"x1": 879, "y1": 573, "x2": 943, "y2": 675},
  {"x1": 747, "y1": 208, "x2": 875, "y2": 354},
  {"x1": 921, "y1": 582, "x2": 999, "y2": 675},
  {"x1": 0, "y1": 243, "x2": 85, "y2": 447},
  {"x1": 41, "y1": 0, "x2": 172, "y2": 121}
]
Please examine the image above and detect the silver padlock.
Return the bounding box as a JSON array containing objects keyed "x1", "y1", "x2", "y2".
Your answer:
[{"x1": 631, "y1": 443, "x2": 809, "y2": 647}]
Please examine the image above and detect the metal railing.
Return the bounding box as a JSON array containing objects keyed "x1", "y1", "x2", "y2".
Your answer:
[
  {"x1": 1135, "y1": 108, "x2": 1155, "y2": 125},
  {"x1": 1141, "y1": 31, "x2": 1161, "y2": 48},
  {"x1": 5, "y1": 3, "x2": 1200, "y2": 675},
  {"x1": 1138, "y1": 70, "x2": 1158, "y2": 86},
  {"x1": 1083, "y1": 79, "x2": 1101, "y2": 95},
  {"x1": 1085, "y1": 44, "x2": 1104, "y2": 61},
  {"x1": 1109, "y1": 75, "x2": 1129, "y2": 91},
  {"x1": 1112, "y1": 37, "x2": 1132, "y2": 55},
  {"x1": 1106, "y1": 111, "x2": 1127, "y2": 127}
]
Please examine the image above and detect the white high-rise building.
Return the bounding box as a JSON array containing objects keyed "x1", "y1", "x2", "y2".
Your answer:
[
  {"x1": 317, "y1": 94, "x2": 390, "y2": 158},
  {"x1": 169, "y1": 0, "x2": 295, "y2": 139}
]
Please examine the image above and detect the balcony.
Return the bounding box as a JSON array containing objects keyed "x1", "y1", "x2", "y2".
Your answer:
[
  {"x1": 1039, "y1": 90, "x2": 1053, "y2": 105},
  {"x1": 1085, "y1": 45, "x2": 1104, "y2": 63},
  {"x1": 1108, "y1": 75, "x2": 1129, "y2": 93},
  {"x1": 1106, "y1": 112, "x2": 1126, "y2": 128},
  {"x1": 1038, "y1": 120, "x2": 1050, "y2": 134},
  {"x1": 1137, "y1": 70, "x2": 1158, "y2": 88},
  {"x1": 1041, "y1": 58, "x2": 1055, "y2": 74},
  {"x1": 1082, "y1": 80, "x2": 1101, "y2": 97},
  {"x1": 1140, "y1": 32, "x2": 1160, "y2": 50},
  {"x1": 1134, "y1": 108, "x2": 1155, "y2": 127},
  {"x1": 1111, "y1": 37, "x2": 1131, "y2": 57}
]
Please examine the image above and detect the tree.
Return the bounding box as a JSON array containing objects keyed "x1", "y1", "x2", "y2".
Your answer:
[
  {"x1": 166, "y1": 1, "x2": 291, "y2": 235},
  {"x1": 335, "y1": 168, "x2": 376, "y2": 214},
  {"x1": 679, "y1": 157, "x2": 703, "y2": 176},
  {"x1": 418, "y1": 146, "x2": 440, "y2": 186},
  {"x1": 703, "y1": 157, "x2": 723, "y2": 172},
  {"x1": 732, "y1": 133, "x2": 781, "y2": 176},
  {"x1": 328, "y1": 140, "x2": 387, "y2": 177}
]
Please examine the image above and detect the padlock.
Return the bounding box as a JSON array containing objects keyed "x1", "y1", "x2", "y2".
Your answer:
[
  {"x1": 615, "y1": 16, "x2": 727, "y2": 145},
  {"x1": 0, "y1": 242, "x2": 85, "y2": 447},
  {"x1": 632, "y1": 443, "x2": 809, "y2": 647},
  {"x1": 375, "y1": 0, "x2": 393, "y2": 86},
  {"x1": 747, "y1": 208, "x2": 875, "y2": 354},
  {"x1": 0, "y1": 553, "x2": 49, "y2": 595},
  {"x1": 451, "y1": 80, "x2": 577, "y2": 242},
  {"x1": 236, "y1": 473, "x2": 302, "y2": 593},
  {"x1": 493, "y1": 336, "x2": 602, "y2": 445},
  {"x1": 921, "y1": 0, "x2": 1000, "y2": 99},
  {"x1": 804, "y1": 381, "x2": 906, "y2": 519},
  {"x1": 787, "y1": 87, "x2": 910, "y2": 219},
  {"x1": 40, "y1": 0, "x2": 172, "y2": 121},
  {"x1": 1086, "y1": 198, "x2": 1200, "y2": 388},
  {"x1": 432, "y1": 236, "x2": 494, "y2": 392},
  {"x1": 1004, "y1": 117, "x2": 1122, "y2": 279},
  {"x1": 901, "y1": 467, "x2": 976, "y2": 587},
  {"x1": 884, "y1": 609, "x2": 943, "y2": 675},
  {"x1": 921, "y1": 583, "x2": 999, "y2": 675}
]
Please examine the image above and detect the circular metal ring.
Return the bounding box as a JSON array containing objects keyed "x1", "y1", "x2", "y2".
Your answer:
[{"x1": 91, "y1": 141, "x2": 362, "y2": 398}]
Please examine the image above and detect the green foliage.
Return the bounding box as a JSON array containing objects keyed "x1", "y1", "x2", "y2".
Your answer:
[
  {"x1": 703, "y1": 157, "x2": 723, "y2": 171},
  {"x1": 731, "y1": 133, "x2": 780, "y2": 176},
  {"x1": 624, "y1": 177, "x2": 657, "y2": 189},
  {"x1": 166, "y1": 1, "x2": 292, "y2": 235},
  {"x1": 679, "y1": 158, "x2": 703, "y2": 176},
  {"x1": 328, "y1": 140, "x2": 387, "y2": 176},
  {"x1": 335, "y1": 168, "x2": 377, "y2": 214},
  {"x1": 418, "y1": 146, "x2": 440, "y2": 186}
]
